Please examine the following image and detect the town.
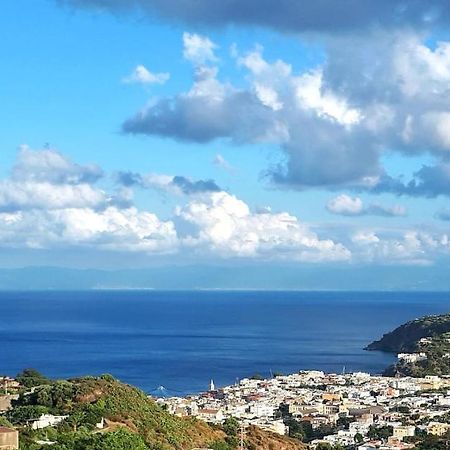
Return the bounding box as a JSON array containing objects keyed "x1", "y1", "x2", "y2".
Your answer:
[
  {"x1": 159, "y1": 362, "x2": 450, "y2": 449},
  {"x1": 3, "y1": 361, "x2": 450, "y2": 449}
]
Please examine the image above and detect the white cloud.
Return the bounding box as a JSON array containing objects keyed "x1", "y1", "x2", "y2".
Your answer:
[
  {"x1": 116, "y1": 171, "x2": 221, "y2": 196},
  {"x1": 351, "y1": 229, "x2": 450, "y2": 265},
  {"x1": 13, "y1": 145, "x2": 102, "y2": 184},
  {"x1": 51, "y1": 207, "x2": 178, "y2": 252},
  {"x1": 4, "y1": 147, "x2": 450, "y2": 267},
  {"x1": 327, "y1": 195, "x2": 364, "y2": 216},
  {"x1": 294, "y1": 70, "x2": 362, "y2": 126},
  {"x1": 183, "y1": 32, "x2": 217, "y2": 65},
  {"x1": 393, "y1": 38, "x2": 450, "y2": 98},
  {"x1": 0, "y1": 207, "x2": 178, "y2": 253},
  {"x1": 176, "y1": 191, "x2": 350, "y2": 261},
  {"x1": 123, "y1": 65, "x2": 170, "y2": 85},
  {"x1": 0, "y1": 147, "x2": 178, "y2": 253},
  {"x1": 326, "y1": 194, "x2": 406, "y2": 217},
  {"x1": 0, "y1": 181, "x2": 106, "y2": 212},
  {"x1": 122, "y1": 32, "x2": 450, "y2": 196},
  {"x1": 0, "y1": 149, "x2": 351, "y2": 262}
]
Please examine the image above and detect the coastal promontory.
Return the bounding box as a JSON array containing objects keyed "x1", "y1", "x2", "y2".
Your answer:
[{"x1": 367, "y1": 312, "x2": 450, "y2": 377}]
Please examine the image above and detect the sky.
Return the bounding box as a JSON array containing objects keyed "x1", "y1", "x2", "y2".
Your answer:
[{"x1": 2, "y1": 0, "x2": 450, "y2": 287}]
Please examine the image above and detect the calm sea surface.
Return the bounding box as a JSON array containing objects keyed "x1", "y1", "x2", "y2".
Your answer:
[{"x1": 1, "y1": 291, "x2": 450, "y2": 395}]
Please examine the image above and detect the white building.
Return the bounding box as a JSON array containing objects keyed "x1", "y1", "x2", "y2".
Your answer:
[
  {"x1": 31, "y1": 414, "x2": 68, "y2": 430},
  {"x1": 397, "y1": 353, "x2": 427, "y2": 364}
]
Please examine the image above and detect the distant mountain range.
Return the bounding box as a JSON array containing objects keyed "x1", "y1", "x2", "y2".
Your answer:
[{"x1": 0, "y1": 264, "x2": 449, "y2": 290}]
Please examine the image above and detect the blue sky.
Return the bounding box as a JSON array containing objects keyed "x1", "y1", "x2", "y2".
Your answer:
[{"x1": 2, "y1": 0, "x2": 450, "y2": 284}]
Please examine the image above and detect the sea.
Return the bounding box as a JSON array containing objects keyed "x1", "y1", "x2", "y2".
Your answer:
[{"x1": 1, "y1": 290, "x2": 450, "y2": 396}]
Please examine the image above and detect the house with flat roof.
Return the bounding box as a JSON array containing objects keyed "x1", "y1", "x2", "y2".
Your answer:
[{"x1": 0, "y1": 427, "x2": 18, "y2": 450}]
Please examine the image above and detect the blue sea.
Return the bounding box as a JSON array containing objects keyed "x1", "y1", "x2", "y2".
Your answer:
[{"x1": 1, "y1": 291, "x2": 450, "y2": 395}]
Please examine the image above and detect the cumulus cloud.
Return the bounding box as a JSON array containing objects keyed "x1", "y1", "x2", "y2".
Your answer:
[
  {"x1": 0, "y1": 148, "x2": 351, "y2": 262},
  {"x1": 122, "y1": 64, "x2": 281, "y2": 144},
  {"x1": 3, "y1": 147, "x2": 450, "y2": 265},
  {"x1": 116, "y1": 171, "x2": 222, "y2": 195},
  {"x1": 123, "y1": 65, "x2": 170, "y2": 85},
  {"x1": 0, "y1": 207, "x2": 178, "y2": 253},
  {"x1": 58, "y1": 1, "x2": 450, "y2": 34},
  {"x1": 0, "y1": 147, "x2": 105, "y2": 212},
  {"x1": 13, "y1": 145, "x2": 103, "y2": 184},
  {"x1": 373, "y1": 164, "x2": 450, "y2": 198},
  {"x1": 183, "y1": 32, "x2": 217, "y2": 65},
  {"x1": 327, "y1": 194, "x2": 406, "y2": 217},
  {"x1": 176, "y1": 191, "x2": 350, "y2": 261},
  {"x1": 0, "y1": 147, "x2": 178, "y2": 253},
  {"x1": 0, "y1": 181, "x2": 106, "y2": 212},
  {"x1": 119, "y1": 33, "x2": 450, "y2": 196},
  {"x1": 351, "y1": 229, "x2": 450, "y2": 265},
  {"x1": 327, "y1": 195, "x2": 363, "y2": 216}
]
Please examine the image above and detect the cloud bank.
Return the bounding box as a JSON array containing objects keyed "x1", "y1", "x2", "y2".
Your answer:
[
  {"x1": 116, "y1": 32, "x2": 450, "y2": 197},
  {"x1": 0, "y1": 147, "x2": 353, "y2": 263},
  {"x1": 59, "y1": 0, "x2": 450, "y2": 33},
  {"x1": 1, "y1": 147, "x2": 448, "y2": 266}
]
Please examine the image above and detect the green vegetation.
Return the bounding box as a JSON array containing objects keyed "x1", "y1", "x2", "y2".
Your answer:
[
  {"x1": 367, "y1": 425, "x2": 393, "y2": 440},
  {"x1": 16, "y1": 369, "x2": 51, "y2": 389},
  {"x1": 249, "y1": 374, "x2": 264, "y2": 380},
  {"x1": 276, "y1": 404, "x2": 336, "y2": 443},
  {"x1": 381, "y1": 332, "x2": 450, "y2": 377},
  {"x1": 315, "y1": 443, "x2": 344, "y2": 450},
  {"x1": 0, "y1": 416, "x2": 14, "y2": 428},
  {"x1": 3, "y1": 370, "x2": 304, "y2": 450},
  {"x1": 411, "y1": 432, "x2": 450, "y2": 450},
  {"x1": 367, "y1": 312, "x2": 450, "y2": 376},
  {"x1": 366, "y1": 312, "x2": 450, "y2": 353},
  {"x1": 5, "y1": 372, "x2": 223, "y2": 450}
]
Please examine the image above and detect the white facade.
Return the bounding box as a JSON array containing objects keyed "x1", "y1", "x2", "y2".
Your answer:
[{"x1": 31, "y1": 414, "x2": 67, "y2": 430}]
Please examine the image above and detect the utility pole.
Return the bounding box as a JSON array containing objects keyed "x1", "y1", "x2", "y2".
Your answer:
[{"x1": 239, "y1": 420, "x2": 245, "y2": 450}]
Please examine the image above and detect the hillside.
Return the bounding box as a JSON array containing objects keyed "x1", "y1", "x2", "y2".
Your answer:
[
  {"x1": 7, "y1": 371, "x2": 305, "y2": 450},
  {"x1": 245, "y1": 425, "x2": 304, "y2": 450},
  {"x1": 383, "y1": 333, "x2": 450, "y2": 377},
  {"x1": 366, "y1": 312, "x2": 450, "y2": 377},
  {"x1": 366, "y1": 313, "x2": 450, "y2": 353}
]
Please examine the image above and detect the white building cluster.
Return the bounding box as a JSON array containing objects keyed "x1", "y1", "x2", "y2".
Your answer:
[{"x1": 158, "y1": 371, "x2": 450, "y2": 449}]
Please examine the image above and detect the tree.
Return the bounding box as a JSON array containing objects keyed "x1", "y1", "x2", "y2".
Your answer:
[
  {"x1": 223, "y1": 417, "x2": 240, "y2": 436},
  {"x1": 16, "y1": 368, "x2": 50, "y2": 388},
  {"x1": 250, "y1": 374, "x2": 263, "y2": 380},
  {"x1": 284, "y1": 418, "x2": 313, "y2": 441},
  {"x1": 66, "y1": 410, "x2": 86, "y2": 432},
  {"x1": 7, "y1": 405, "x2": 48, "y2": 424},
  {"x1": 336, "y1": 416, "x2": 354, "y2": 429},
  {"x1": 316, "y1": 444, "x2": 333, "y2": 450},
  {"x1": 354, "y1": 432, "x2": 364, "y2": 443},
  {"x1": 209, "y1": 439, "x2": 233, "y2": 450},
  {"x1": 414, "y1": 434, "x2": 450, "y2": 450},
  {"x1": 367, "y1": 425, "x2": 393, "y2": 441},
  {"x1": 0, "y1": 416, "x2": 13, "y2": 428},
  {"x1": 94, "y1": 429, "x2": 148, "y2": 450}
]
